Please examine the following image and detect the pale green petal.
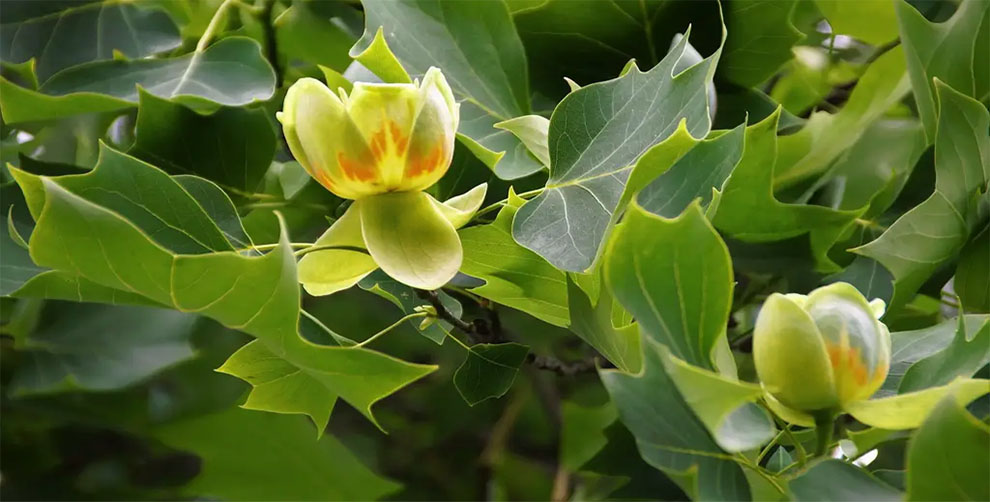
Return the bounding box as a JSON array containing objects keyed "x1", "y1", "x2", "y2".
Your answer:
[
  {"x1": 754, "y1": 293, "x2": 837, "y2": 411},
  {"x1": 432, "y1": 183, "x2": 487, "y2": 229},
  {"x1": 845, "y1": 378, "x2": 990, "y2": 430},
  {"x1": 297, "y1": 203, "x2": 377, "y2": 296},
  {"x1": 868, "y1": 298, "x2": 886, "y2": 319},
  {"x1": 763, "y1": 392, "x2": 815, "y2": 427},
  {"x1": 360, "y1": 191, "x2": 461, "y2": 290},
  {"x1": 399, "y1": 68, "x2": 457, "y2": 192}
]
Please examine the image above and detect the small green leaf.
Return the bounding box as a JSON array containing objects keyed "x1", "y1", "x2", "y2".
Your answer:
[
  {"x1": 153, "y1": 407, "x2": 401, "y2": 501},
  {"x1": 844, "y1": 378, "x2": 990, "y2": 429},
  {"x1": 790, "y1": 459, "x2": 901, "y2": 502},
  {"x1": 766, "y1": 447, "x2": 793, "y2": 473},
  {"x1": 130, "y1": 91, "x2": 276, "y2": 193},
  {"x1": 458, "y1": 196, "x2": 569, "y2": 327},
  {"x1": 605, "y1": 201, "x2": 733, "y2": 369},
  {"x1": 453, "y1": 342, "x2": 529, "y2": 406},
  {"x1": 906, "y1": 385, "x2": 990, "y2": 501},
  {"x1": 494, "y1": 115, "x2": 550, "y2": 167}
]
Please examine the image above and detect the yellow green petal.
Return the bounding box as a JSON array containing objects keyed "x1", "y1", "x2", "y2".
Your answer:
[
  {"x1": 297, "y1": 203, "x2": 377, "y2": 296},
  {"x1": 360, "y1": 191, "x2": 461, "y2": 290},
  {"x1": 432, "y1": 183, "x2": 487, "y2": 229}
]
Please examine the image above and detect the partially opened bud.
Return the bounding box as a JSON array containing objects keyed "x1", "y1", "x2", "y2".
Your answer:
[
  {"x1": 277, "y1": 67, "x2": 458, "y2": 200},
  {"x1": 753, "y1": 282, "x2": 890, "y2": 414}
]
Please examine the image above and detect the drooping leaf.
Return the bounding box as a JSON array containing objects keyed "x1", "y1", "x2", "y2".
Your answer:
[
  {"x1": 513, "y1": 29, "x2": 721, "y2": 272},
  {"x1": 10, "y1": 145, "x2": 436, "y2": 430},
  {"x1": 0, "y1": 37, "x2": 276, "y2": 124},
  {"x1": 352, "y1": 1, "x2": 542, "y2": 179},
  {"x1": 0, "y1": 1, "x2": 181, "y2": 82},
  {"x1": 10, "y1": 303, "x2": 197, "y2": 395},
  {"x1": 896, "y1": 0, "x2": 990, "y2": 141},
  {"x1": 130, "y1": 91, "x2": 276, "y2": 193},
  {"x1": 605, "y1": 201, "x2": 732, "y2": 369},
  {"x1": 599, "y1": 338, "x2": 750, "y2": 501},
  {"x1": 154, "y1": 407, "x2": 401, "y2": 501},
  {"x1": 855, "y1": 81, "x2": 990, "y2": 309},
  {"x1": 453, "y1": 342, "x2": 530, "y2": 406},
  {"x1": 905, "y1": 386, "x2": 990, "y2": 501},
  {"x1": 789, "y1": 459, "x2": 901, "y2": 502},
  {"x1": 721, "y1": 0, "x2": 803, "y2": 87},
  {"x1": 566, "y1": 274, "x2": 641, "y2": 373},
  {"x1": 458, "y1": 193, "x2": 569, "y2": 327}
]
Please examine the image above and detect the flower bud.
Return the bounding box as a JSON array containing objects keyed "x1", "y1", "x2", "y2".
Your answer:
[
  {"x1": 753, "y1": 282, "x2": 890, "y2": 413},
  {"x1": 277, "y1": 67, "x2": 458, "y2": 200}
]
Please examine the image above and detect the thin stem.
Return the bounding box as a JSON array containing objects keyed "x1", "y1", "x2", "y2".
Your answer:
[
  {"x1": 734, "y1": 454, "x2": 787, "y2": 496},
  {"x1": 444, "y1": 330, "x2": 473, "y2": 351},
  {"x1": 781, "y1": 423, "x2": 808, "y2": 467},
  {"x1": 813, "y1": 412, "x2": 837, "y2": 457},
  {"x1": 355, "y1": 312, "x2": 428, "y2": 348},
  {"x1": 757, "y1": 429, "x2": 786, "y2": 464},
  {"x1": 242, "y1": 201, "x2": 332, "y2": 212},
  {"x1": 294, "y1": 244, "x2": 369, "y2": 258},
  {"x1": 242, "y1": 242, "x2": 314, "y2": 252},
  {"x1": 196, "y1": 0, "x2": 239, "y2": 52},
  {"x1": 259, "y1": 0, "x2": 282, "y2": 83}
]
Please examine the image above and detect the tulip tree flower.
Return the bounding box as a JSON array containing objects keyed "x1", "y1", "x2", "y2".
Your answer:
[
  {"x1": 754, "y1": 282, "x2": 890, "y2": 453},
  {"x1": 277, "y1": 68, "x2": 486, "y2": 294}
]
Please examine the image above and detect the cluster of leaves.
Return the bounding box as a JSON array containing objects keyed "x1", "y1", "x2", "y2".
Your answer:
[{"x1": 1, "y1": 0, "x2": 988, "y2": 500}]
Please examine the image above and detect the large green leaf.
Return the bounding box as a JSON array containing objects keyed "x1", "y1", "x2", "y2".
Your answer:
[
  {"x1": 789, "y1": 460, "x2": 901, "y2": 502},
  {"x1": 599, "y1": 338, "x2": 750, "y2": 501},
  {"x1": 566, "y1": 274, "x2": 641, "y2": 373},
  {"x1": 0, "y1": 37, "x2": 277, "y2": 124},
  {"x1": 905, "y1": 386, "x2": 990, "y2": 501},
  {"x1": 352, "y1": 0, "x2": 542, "y2": 179},
  {"x1": 0, "y1": 1, "x2": 181, "y2": 82},
  {"x1": 956, "y1": 225, "x2": 990, "y2": 312},
  {"x1": 9, "y1": 145, "x2": 436, "y2": 430},
  {"x1": 130, "y1": 91, "x2": 276, "y2": 193},
  {"x1": 453, "y1": 342, "x2": 530, "y2": 406},
  {"x1": 458, "y1": 192, "x2": 569, "y2": 327},
  {"x1": 845, "y1": 378, "x2": 990, "y2": 430},
  {"x1": 512, "y1": 30, "x2": 720, "y2": 272},
  {"x1": 721, "y1": 0, "x2": 803, "y2": 87},
  {"x1": 605, "y1": 201, "x2": 732, "y2": 369},
  {"x1": 154, "y1": 407, "x2": 400, "y2": 501},
  {"x1": 855, "y1": 81, "x2": 990, "y2": 309},
  {"x1": 881, "y1": 315, "x2": 990, "y2": 396},
  {"x1": 1, "y1": 213, "x2": 44, "y2": 296},
  {"x1": 896, "y1": 0, "x2": 990, "y2": 141},
  {"x1": 9, "y1": 303, "x2": 197, "y2": 395}
]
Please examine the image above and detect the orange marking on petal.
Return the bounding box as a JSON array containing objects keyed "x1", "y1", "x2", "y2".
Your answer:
[
  {"x1": 389, "y1": 121, "x2": 409, "y2": 155},
  {"x1": 827, "y1": 344, "x2": 869, "y2": 386},
  {"x1": 337, "y1": 152, "x2": 377, "y2": 181},
  {"x1": 406, "y1": 144, "x2": 442, "y2": 178}
]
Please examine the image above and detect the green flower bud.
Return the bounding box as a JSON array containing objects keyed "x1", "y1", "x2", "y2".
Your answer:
[{"x1": 753, "y1": 282, "x2": 891, "y2": 413}]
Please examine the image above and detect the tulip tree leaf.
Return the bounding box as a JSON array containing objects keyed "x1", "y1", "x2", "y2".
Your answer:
[
  {"x1": 790, "y1": 460, "x2": 902, "y2": 502},
  {"x1": 721, "y1": 0, "x2": 803, "y2": 87},
  {"x1": 458, "y1": 196, "x2": 569, "y2": 327},
  {"x1": 599, "y1": 337, "x2": 750, "y2": 501},
  {"x1": 0, "y1": 37, "x2": 277, "y2": 124},
  {"x1": 453, "y1": 342, "x2": 530, "y2": 406},
  {"x1": 9, "y1": 145, "x2": 436, "y2": 431},
  {"x1": 513, "y1": 30, "x2": 721, "y2": 272},
  {"x1": 0, "y1": 214, "x2": 45, "y2": 295},
  {"x1": 566, "y1": 274, "x2": 641, "y2": 373},
  {"x1": 10, "y1": 270, "x2": 165, "y2": 307},
  {"x1": 881, "y1": 315, "x2": 990, "y2": 396},
  {"x1": 9, "y1": 303, "x2": 197, "y2": 395},
  {"x1": 844, "y1": 378, "x2": 990, "y2": 430},
  {"x1": 605, "y1": 201, "x2": 733, "y2": 370},
  {"x1": 896, "y1": 0, "x2": 990, "y2": 141},
  {"x1": 855, "y1": 81, "x2": 990, "y2": 309},
  {"x1": 352, "y1": 1, "x2": 543, "y2": 179},
  {"x1": 0, "y1": 1, "x2": 182, "y2": 82},
  {"x1": 899, "y1": 317, "x2": 990, "y2": 393},
  {"x1": 956, "y1": 225, "x2": 990, "y2": 313},
  {"x1": 130, "y1": 91, "x2": 276, "y2": 193},
  {"x1": 906, "y1": 387, "x2": 990, "y2": 501},
  {"x1": 637, "y1": 123, "x2": 745, "y2": 218},
  {"x1": 154, "y1": 407, "x2": 401, "y2": 501}
]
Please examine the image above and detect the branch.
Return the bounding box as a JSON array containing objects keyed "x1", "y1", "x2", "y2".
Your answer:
[{"x1": 526, "y1": 354, "x2": 598, "y2": 376}]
